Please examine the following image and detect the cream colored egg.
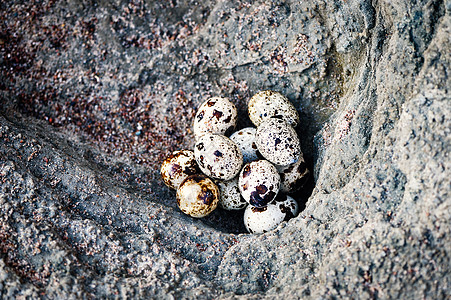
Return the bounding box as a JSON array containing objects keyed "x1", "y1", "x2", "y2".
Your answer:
[
  {"x1": 248, "y1": 90, "x2": 299, "y2": 128},
  {"x1": 194, "y1": 134, "x2": 243, "y2": 180},
  {"x1": 160, "y1": 150, "x2": 200, "y2": 190},
  {"x1": 239, "y1": 160, "x2": 280, "y2": 208},
  {"x1": 255, "y1": 118, "x2": 301, "y2": 167},
  {"x1": 193, "y1": 97, "x2": 237, "y2": 140},
  {"x1": 217, "y1": 177, "x2": 247, "y2": 210},
  {"x1": 243, "y1": 202, "x2": 286, "y2": 234},
  {"x1": 244, "y1": 194, "x2": 299, "y2": 234},
  {"x1": 176, "y1": 175, "x2": 219, "y2": 218}
]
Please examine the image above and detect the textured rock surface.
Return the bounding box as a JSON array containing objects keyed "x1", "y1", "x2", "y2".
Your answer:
[{"x1": 0, "y1": 0, "x2": 449, "y2": 298}]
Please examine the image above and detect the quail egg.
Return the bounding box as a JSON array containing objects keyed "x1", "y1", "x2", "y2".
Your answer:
[
  {"x1": 217, "y1": 177, "x2": 247, "y2": 210},
  {"x1": 176, "y1": 174, "x2": 219, "y2": 218},
  {"x1": 193, "y1": 97, "x2": 237, "y2": 140},
  {"x1": 243, "y1": 201, "x2": 284, "y2": 234},
  {"x1": 229, "y1": 127, "x2": 259, "y2": 164},
  {"x1": 243, "y1": 194, "x2": 299, "y2": 234},
  {"x1": 160, "y1": 150, "x2": 200, "y2": 190},
  {"x1": 194, "y1": 134, "x2": 243, "y2": 180},
  {"x1": 276, "y1": 156, "x2": 310, "y2": 193},
  {"x1": 272, "y1": 194, "x2": 299, "y2": 219},
  {"x1": 248, "y1": 90, "x2": 299, "y2": 128},
  {"x1": 255, "y1": 118, "x2": 301, "y2": 167},
  {"x1": 239, "y1": 160, "x2": 280, "y2": 207}
]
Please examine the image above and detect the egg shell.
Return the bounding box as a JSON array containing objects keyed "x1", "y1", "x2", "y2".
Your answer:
[
  {"x1": 255, "y1": 118, "x2": 301, "y2": 167},
  {"x1": 229, "y1": 127, "x2": 259, "y2": 164},
  {"x1": 239, "y1": 160, "x2": 280, "y2": 207},
  {"x1": 248, "y1": 90, "x2": 299, "y2": 128},
  {"x1": 276, "y1": 156, "x2": 310, "y2": 193},
  {"x1": 160, "y1": 150, "x2": 200, "y2": 190},
  {"x1": 176, "y1": 174, "x2": 219, "y2": 218},
  {"x1": 243, "y1": 201, "x2": 286, "y2": 234},
  {"x1": 272, "y1": 194, "x2": 299, "y2": 219},
  {"x1": 217, "y1": 177, "x2": 247, "y2": 210},
  {"x1": 193, "y1": 97, "x2": 237, "y2": 140},
  {"x1": 194, "y1": 134, "x2": 243, "y2": 180}
]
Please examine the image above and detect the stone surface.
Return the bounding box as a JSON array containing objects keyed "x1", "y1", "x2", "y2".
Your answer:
[{"x1": 0, "y1": 0, "x2": 449, "y2": 298}]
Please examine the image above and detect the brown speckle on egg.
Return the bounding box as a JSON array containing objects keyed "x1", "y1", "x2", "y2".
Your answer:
[
  {"x1": 251, "y1": 206, "x2": 267, "y2": 213},
  {"x1": 242, "y1": 165, "x2": 251, "y2": 177},
  {"x1": 212, "y1": 109, "x2": 223, "y2": 119}
]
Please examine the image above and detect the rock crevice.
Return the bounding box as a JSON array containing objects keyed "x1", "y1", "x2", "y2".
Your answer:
[{"x1": 0, "y1": 0, "x2": 449, "y2": 298}]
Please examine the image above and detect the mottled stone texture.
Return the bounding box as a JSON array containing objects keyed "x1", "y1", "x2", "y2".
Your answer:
[{"x1": 0, "y1": 0, "x2": 449, "y2": 298}]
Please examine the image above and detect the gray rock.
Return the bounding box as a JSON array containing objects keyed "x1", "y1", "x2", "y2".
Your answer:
[{"x1": 0, "y1": 0, "x2": 449, "y2": 298}]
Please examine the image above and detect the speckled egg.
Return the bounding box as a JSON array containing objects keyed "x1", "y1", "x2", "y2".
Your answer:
[
  {"x1": 255, "y1": 118, "x2": 301, "y2": 167},
  {"x1": 176, "y1": 174, "x2": 219, "y2": 218},
  {"x1": 229, "y1": 127, "x2": 259, "y2": 164},
  {"x1": 243, "y1": 194, "x2": 299, "y2": 234},
  {"x1": 193, "y1": 97, "x2": 237, "y2": 140},
  {"x1": 276, "y1": 156, "x2": 310, "y2": 193},
  {"x1": 248, "y1": 90, "x2": 299, "y2": 128},
  {"x1": 194, "y1": 134, "x2": 243, "y2": 180},
  {"x1": 160, "y1": 150, "x2": 200, "y2": 190},
  {"x1": 217, "y1": 177, "x2": 247, "y2": 210},
  {"x1": 272, "y1": 194, "x2": 299, "y2": 219},
  {"x1": 238, "y1": 160, "x2": 280, "y2": 207},
  {"x1": 243, "y1": 201, "x2": 285, "y2": 234}
]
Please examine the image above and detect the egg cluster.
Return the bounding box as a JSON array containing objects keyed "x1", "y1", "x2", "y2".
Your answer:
[{"x1": 160, "y1": 91, "x2": 310, "y2": 234}]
